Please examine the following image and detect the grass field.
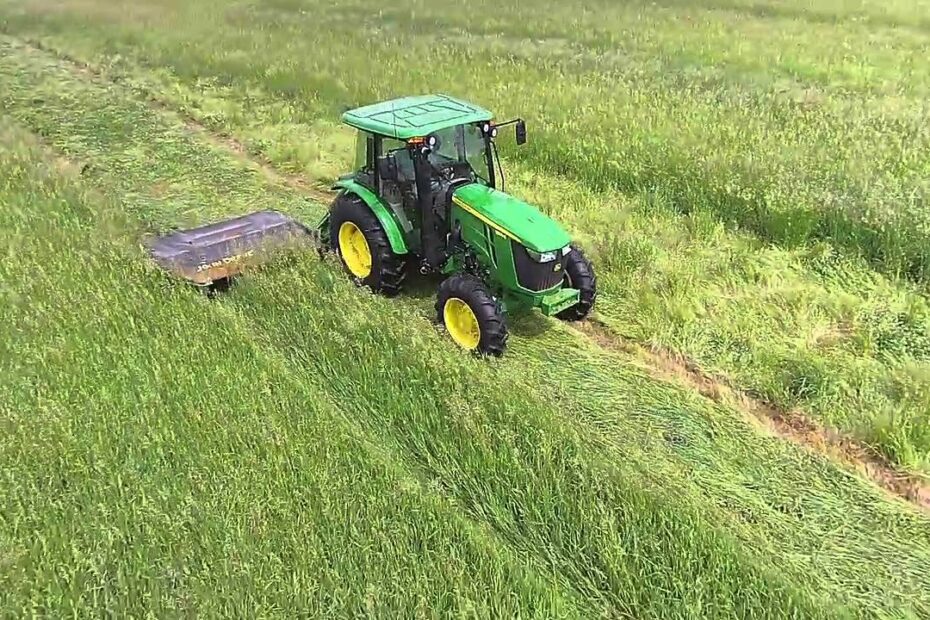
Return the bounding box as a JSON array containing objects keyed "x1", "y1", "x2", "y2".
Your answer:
[{"x1": 1, "y1": 0, "x2": 930, "y2": 616}]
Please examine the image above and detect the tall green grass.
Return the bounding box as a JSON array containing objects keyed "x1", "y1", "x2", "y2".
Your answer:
[
  {"x1": 3, "y1": 0, "x2": 928, "y2": 276},
  {"x1": 0, "y1": 134, "x2": 592, "y2": 617},
  {"x1": 1, "y1": 42, "x2": 930, "y2": 616},
  {"x1": 1, "y1": 0, "x2": 927, "y2": 471},
  {"x1": 0, "y1": 127, "x2": 830, "y2": 618}
]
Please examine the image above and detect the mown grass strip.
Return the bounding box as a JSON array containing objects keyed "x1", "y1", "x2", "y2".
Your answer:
[
  {"x1": 0, "y1": 130, "x2": 833, "y2": 617},
  {"x1": 4, "y1": 25, "x2": 928, "y2": 475},
  {"x1": 0, "y1": 126, "x2": 603, "y2": 617},
  {"x1": 3, "y1": 37, "x2": 930, "y2": 616}
]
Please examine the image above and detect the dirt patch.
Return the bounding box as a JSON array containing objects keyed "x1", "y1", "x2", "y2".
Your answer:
[
  {"x1": 18, "y1": 34, "x2": 930, "y2": 514},
  {"x1": 575, "y1": 318, "x2": 930, "y2": 513}
]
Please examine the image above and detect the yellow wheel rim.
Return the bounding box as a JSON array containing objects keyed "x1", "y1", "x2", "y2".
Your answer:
[
  {"x1": 443, "y1": 297, "x2": 481, "y2": 350},
  {"x1": 338, "y1": 221, "x2": 372, "y2": 279}
]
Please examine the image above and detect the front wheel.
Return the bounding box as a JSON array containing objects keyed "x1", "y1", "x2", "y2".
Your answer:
[
  {"x1": 436, "y1": 274, "x2": 508, "y2": 356},
  {"x1": 556, "y1": 245, "x2": 596, "y2": 321}
]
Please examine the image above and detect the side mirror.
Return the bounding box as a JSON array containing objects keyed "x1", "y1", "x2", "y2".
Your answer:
[
  {"x1": 515, "y1": 119, "x2": 527, "y2": 145},
  {"x1": 377, "y1": 153, "x2": 398, "y2": 181}
]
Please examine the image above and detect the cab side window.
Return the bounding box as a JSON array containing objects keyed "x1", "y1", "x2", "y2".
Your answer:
[
  {"x1": 354, "y1": 131, "x2": 369, "y2": 171},
  {"x1": 354, "y1": 131, "x2": 376, "y2": 189},
  {"x1": 382, "y1": 137, "x2": 415, "y2": 183}
]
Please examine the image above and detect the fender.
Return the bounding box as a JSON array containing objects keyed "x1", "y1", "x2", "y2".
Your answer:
[{"x1": 332, "y1": 179, "x2": 409, "y2": 255}]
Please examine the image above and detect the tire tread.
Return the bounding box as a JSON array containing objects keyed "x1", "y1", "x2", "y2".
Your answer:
[
  {"x1": 556, "y1": 245, "x2": 597, "y2": 321},
  {"x1": 436, "y1": 273, "x2": 508, "y2": 356},
  {"x1": 329, "y1": 192, "x2": 406, "y2": 296}
]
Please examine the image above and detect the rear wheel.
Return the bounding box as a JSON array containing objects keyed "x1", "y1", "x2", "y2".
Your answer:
[
  {"x1": 556, "y1": 245, "x2": 596, "y2": 321},
  {"x1": 329, "y1": 193, "x2": 406, "y2": 296},
  {"x1": 436, "y1": 274, "x2": 508, "y2": 356}
]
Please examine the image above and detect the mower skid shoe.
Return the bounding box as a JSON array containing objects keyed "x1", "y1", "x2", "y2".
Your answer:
[{"x1": 146, "y1": 210, "x2": 314, "y2": 286}]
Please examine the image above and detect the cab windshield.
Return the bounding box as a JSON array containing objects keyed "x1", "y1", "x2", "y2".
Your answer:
[{"x1": 427, "y1": 123, "x2": 490, "y2": 184}]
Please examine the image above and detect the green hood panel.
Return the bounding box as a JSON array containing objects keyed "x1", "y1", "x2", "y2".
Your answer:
[{"x1": 452, "y1": 184, "x2": 571, "y2": 252}]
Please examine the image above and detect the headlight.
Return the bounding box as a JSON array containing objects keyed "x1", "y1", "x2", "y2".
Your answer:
[
  {"x1": 527, "y1": 248, "x2": 558, "y2": 263},
  {"x1": 561, "y1": 245, "x2": 572, "y2": 256}
]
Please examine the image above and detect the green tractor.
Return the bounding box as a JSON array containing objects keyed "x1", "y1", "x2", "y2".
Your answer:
[{"x1": 318, "y1": 94, "x2": 596, "y2": 356}]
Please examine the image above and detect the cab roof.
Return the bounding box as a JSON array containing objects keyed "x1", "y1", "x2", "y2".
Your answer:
[{"x1": 342, "y1": 95, "x2": 493, "y2": 139}]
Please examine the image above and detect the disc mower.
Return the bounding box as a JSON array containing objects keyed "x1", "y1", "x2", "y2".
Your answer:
[{"x1": 148, "y1": 95, "x2": 596, "y2": 356}]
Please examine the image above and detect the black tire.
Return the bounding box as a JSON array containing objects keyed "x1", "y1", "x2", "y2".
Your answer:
[
  {"x1": 205, "y1": 276, "x2": 233, "y2": 297},
  {"x1": 329, "y1": 192, "x2": 406, "y2": 296},
  {"x1": 435, "y1": 274, "x2": 508, "y2": 357},
  {"x1": 556, "y1": 245, "x2": 597, "y2": 321}
]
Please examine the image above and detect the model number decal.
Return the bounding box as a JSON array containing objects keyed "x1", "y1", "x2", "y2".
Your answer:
[{"x1": 196, "y1": 249, "x2": 256, "y2": 272}]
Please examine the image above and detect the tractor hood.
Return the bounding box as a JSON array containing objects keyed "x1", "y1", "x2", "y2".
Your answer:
[{"x1": 451, "y1": 184, "x2": 571, "y2": 253}]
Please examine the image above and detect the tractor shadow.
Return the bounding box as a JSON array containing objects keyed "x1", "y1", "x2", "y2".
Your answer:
[
  {"x1": 506, "y1": 312, "x2": 553, "y2": 338},
  {"x1": 399, "y1": 268, "x2": 555, "y2": 339},
  {"x1": 196, "y1": 259, "x2": 555, "y2": 341},
  {"x1": 398, "y1": 272, "x2": 443, "y2": 321},
  {"x1": 401, "y1": 271, "x2": 443, "y2": 302}
]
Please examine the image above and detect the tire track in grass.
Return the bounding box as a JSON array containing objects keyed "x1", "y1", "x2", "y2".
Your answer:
[
  {"x1": 5, "y1": 34, "x2": 930, "y2": 514},
  {"x1": 576, "y1": 318, "x2": 930, "y2": 513},
  {"x1": 507, "y1": 322, "x2": 930, "y2": 616}
]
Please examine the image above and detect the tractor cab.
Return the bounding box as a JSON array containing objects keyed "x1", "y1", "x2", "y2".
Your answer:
[
  {"x1": 322, "y1": 94, "x2": 596, "y2": 356},
  {"x1": 376, "y1": 121, "x2": 492, "y2": 187},
  {"x1": 343, "y1": 95, "x2": 500, "y2": 189},
  {"x1": 336, "y1": 95, "x2": 528, "y2": 271}
]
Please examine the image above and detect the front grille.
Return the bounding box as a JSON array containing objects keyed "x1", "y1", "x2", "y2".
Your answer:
[{"x1": 512, "y1": 242, "x2": 566, "y2": 291}]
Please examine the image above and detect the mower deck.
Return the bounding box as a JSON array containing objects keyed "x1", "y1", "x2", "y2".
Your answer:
[{"x1": 146, "y1": 210, "x2": 314, "y2": 286}]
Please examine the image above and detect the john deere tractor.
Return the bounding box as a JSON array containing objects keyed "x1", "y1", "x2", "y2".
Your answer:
[{"x1": 318, "y1": 94, "x2": 596, "y2": 355}]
